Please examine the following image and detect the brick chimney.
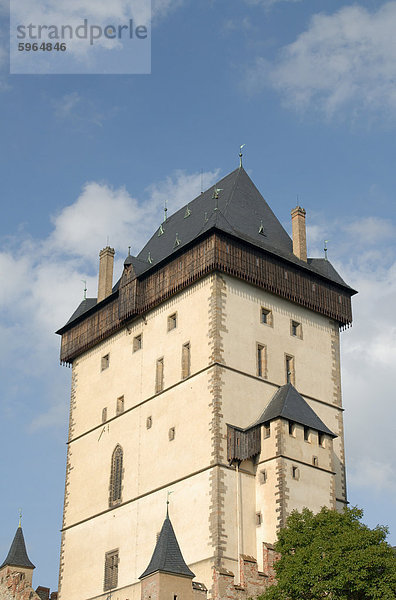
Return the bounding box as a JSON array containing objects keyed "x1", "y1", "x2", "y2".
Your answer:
[
  {"x1": 291, "y1": 206, "x2": 307, "y2": 262},
  {"x1": 97, "y1": 246, "x2": 115, "y2": 303}
]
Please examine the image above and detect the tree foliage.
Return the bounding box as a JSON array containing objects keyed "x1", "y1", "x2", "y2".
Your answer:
[{"x1": 259, "y1": 506, "x2": 396, "y2": 600}]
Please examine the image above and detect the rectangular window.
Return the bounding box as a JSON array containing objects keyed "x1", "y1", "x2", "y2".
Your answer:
[
  {"x1": 257, "y1": 343, "x2": 267, "y2": 378},
  {"x1": 167, "y1": 313, "x2": 177, "y2": 331},
  {"x1": 285, "y1": 355, "x2": 295, "y2": 385},
  {"x1": 102, "y1": 407, "x2": 107, "y2": 423},
  {"x1": 155, "y1": 358, "x2": 164, "y2": 393},
  {"x1": 104, "y1": 550, "x2": 119, "y2": 591},
  {"x1": 292, "y1": 466, "x2": 299, "y2": 480},
  {"x1": 133, "y1": 334, "x2": 142, "y2": 352},
  {"x1": 312, "y1": 456, "x2": 318, "y2": 466},
  {"x1": 318, "y1": 432, "x2": 325, "y2": 447},
  {"x1": 116, "y1": 396, "x2": 124, "y2": 416},
  {"x1": 181, "y1": 342, "x2": 191, "y2": 379},
  {"x1": 146, "y1": 416, "x2": 152, "y2": 429},
  {"x1": 101, "y1": 354, "x2": 110, "y2": 371},
  {"x1": 256, "y1": 512, "x2": 262, "y2": 526},
  {"x1": 264, "y1": 422, "x2": 271, "y2": 438},
  {"x1": 289, "y1": 420, "x2": 296, "y2": 437},
  {"x1": 291, "y1": 320, "x2": 302, "y2": 339},
  {"x1": 260, "y1": 469, "x2": 267, "y2": 484},
  {"x1": 169, "y1": 427, "x2": 175, "y2": 441},
  {"x1": 261, "y1": 307, "x2": 273, "y2": 326},
  {"x1": 304, "y1": 426, "x2": 310, "y2": 442}
]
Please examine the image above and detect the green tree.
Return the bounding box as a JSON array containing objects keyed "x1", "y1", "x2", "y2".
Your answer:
[{"x1": 259, "y1": 506, "x2": 396, "y2": 600}]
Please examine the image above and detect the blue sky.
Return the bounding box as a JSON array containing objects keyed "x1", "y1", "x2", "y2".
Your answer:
[{"x1": 0, "y1": 0, "x2": 395, "y2": 593}]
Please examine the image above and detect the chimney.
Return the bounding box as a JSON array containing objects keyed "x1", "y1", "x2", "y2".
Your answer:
[
  {"x1": 97, "y1": 246, "x2": 115, "y2": 302},
  {"x1": 291, "y1": 206, "x2": 307, "y2": 262}
]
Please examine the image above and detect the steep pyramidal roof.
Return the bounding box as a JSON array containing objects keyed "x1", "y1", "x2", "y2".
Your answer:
[
  {"x1": 0, "y1": 526, "x2": 35, "y2": 570},
  {"x1": 251, "y1": 383, "x2": 336, "y2": 437},
  {"x1": 139, "y1": 513, "x2": 195, "y2": 579}
]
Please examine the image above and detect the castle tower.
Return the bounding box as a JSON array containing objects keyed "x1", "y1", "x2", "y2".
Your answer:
[{"x1": 56, "y1": 166, "x2": 356, "y2": 600}]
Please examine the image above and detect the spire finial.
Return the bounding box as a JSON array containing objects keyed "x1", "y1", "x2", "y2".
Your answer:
[
  {"x1": 324, "y1": 240, "x2": 328, "y2": 260},
  {"x1": 18, "y1": 508, "x2": 22, "y2": 528},
  {"x1": 239, "y1": 144, "x2": 246, "y2": 168},
  {"x1": 81, "y1": 280, "x2": 87, "y2": 300},
  {"x1": 128, "y1": 246, "x2": 131, "y2": 256},
  {"x1": 164, "y1": 199, "x2": 168, "y2": 222},
  {"x1": 166, "y1": 491, "x2": 173, "y2": 517}
]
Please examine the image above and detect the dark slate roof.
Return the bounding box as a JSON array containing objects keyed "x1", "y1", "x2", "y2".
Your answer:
[
  {"x1": 0, "y1": 526, "x2": 35, "y2": 570},
  {"x1": 60, "y1": 166, "x2": 355, "y2": 331},
  {"x1": 251, "y1": 383, "x2": 336, "y2": 437},
  {"x1": 139, "y1": 514, "x2": 195, "y2": 580}
]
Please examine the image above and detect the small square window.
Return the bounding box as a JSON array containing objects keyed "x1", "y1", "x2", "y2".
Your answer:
[
  {"x1": 264, "y1": 422, "x2": 270, "y2": 438},
  {"x1": 256, "y1": 512, "x2": 262, "y2": 526},
  {"x1": 169, "y1": 427, "x2": 175, "y2": 441},
  {"x1": 133, "y1": 334, "x2": 142, "y2": 352},
  {"x1": 261, "y1": 307, "x2": 273, "y2": 326},
  {"x1": 292, "y1": 466, "x2": 299, "y2": 480},
  {"x1": 116, "y1": 396, "x2": 124, "y2": 416},
  {"x1": 312, "y1": 456, "x2": 318, "y2": 467},
  {"x1": 101, "y1": 354, "x2": 110, "y2": 371},
  {"x1": 167, "y1": 313, "x2": 177, "y2": 331},
  {"x1": 146, "y1": 416, "x2": 152, "y2": 429},
  {"x1": 291, "y1": 320, "x2": 302, "y2": 339},
  {"x1": 304, "y1": 426, "x2": 310, "y2": 442},
  {"x1": 102, "y1": 407, "x2": 107, "y2": 423},
  {"x1": 260, "y1": 469, "x2": 267, "y2": 484}
]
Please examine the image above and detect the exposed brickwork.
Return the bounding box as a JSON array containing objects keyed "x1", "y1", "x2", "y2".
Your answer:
[
  {"x1": 330, "y1": 321, "x2": 347, "y2": 504},
  {"x1": 212, "y1": 552, "x2": 276, "y2": 600},
  {"x1": 0, "y1": 569, "x2": 41, "y2": 600},
  {"x1": 274, "y1": 421, "x2": 289, "y2": 530},
  {"x1": 208, "y1": 275, "x2": 228, "y2": 577},
  {"x1": 58, "y1": 362, "x2": 78, "y2": 599}
]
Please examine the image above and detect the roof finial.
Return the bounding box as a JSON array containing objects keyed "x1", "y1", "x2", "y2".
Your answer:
[
  {"x1": 128, "y1": 246, "x2": 131, "y2": 256},
  {"x1": 239, "y1": 144, "x2": 246, "y2": 168},
  {"x1": 201, "y1": 168, "x2": 204, "y2": 194},
  {"x1": 81, "y1": 280, "x2": 87, "y2": 300},
  {"x1": 164, "y1": 199, "x2": 168, "y2": 222},
  {"x1": 166, "y1": 491, "x2": 173, "y2": 517},
  {"x1": 18, "y1": 508, "x2": 22, "y2": 528},
  {"x1": 213, "y1": 187, "x2": 223, "y2": 210},
  {"x1": 324, "y1": 240, "x2": 329, "y2": 261}
]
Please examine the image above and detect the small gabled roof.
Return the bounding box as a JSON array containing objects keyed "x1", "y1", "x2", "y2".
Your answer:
[
  {"x1": 139, "y1": 514, "x2": 195, "y2": 580},
  {"x1": 252, "y1": 383, "x2": 336, "y2": 437},
  {"x1": 0, "y1": 526, "x2": 35, "y2": 570}
]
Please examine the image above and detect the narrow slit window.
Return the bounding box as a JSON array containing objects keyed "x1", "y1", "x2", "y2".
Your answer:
[
  {"x1": 312, "y1": 456, "x2": 318, "y2": 466},
  {"x1": 155, "y1": 358, "x2": 164, "y2": 393},
  {"x1": 102, "y1": 407, "x2": 107, "y2": 423},
  {"x1": 264, "y1": 422, "x2": 271, "y2": 438},
  {"x1": 116, "y1": 396, "x2": 124, "y2": 416},
  {"x1": 146, "y1": 416, "x2": 152, "y2": 429},
  {"x1": 104, "y1": 550, "x2": 119, "y2": 591},
  {"x1": 101, "y1": 354, "x2": 110, "y2": 371},
  {"x1": 133, "y1": 334, "x2": 142, "y2": 352},
  {"x1": 304, "y1": 426, "x2": 310, "y2": 442},
  {"x1": 292, "y1": 466, "x2": 299, "y2": 480},
  {"x1": 181, "y1": 342, "x2": 191, "y2": 379},
  {"x1": 289, "y1": 420, "x2": 296, "y2": 437},
  {"x1": 256, "y1": 512, "x2": 262, "y2": 526},
  {"x1": 167, "y1": 313, "x2": 177, "y2": 331},
  {"x1": 318, "y1": 432, "x2": 325, "y2": 447},
  {"x1": 260, "y1": 469, "x2": 267, "y2": 484},
  {"x1": 169, "y1": 427, "x2": 175, "y2": 441},
  {"x1": 257, "y1": 343, "x2": 267, "y2": 378},
  {"x1": 285, "y1": 355, "x2": 295, "y2": 385}
]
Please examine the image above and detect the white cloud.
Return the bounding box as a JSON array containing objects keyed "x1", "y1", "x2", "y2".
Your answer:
[
  {"x1": 247, "y1": 2, "x2": 396, "y2": 118},
  {"x1": 305, "y1": 212, "x2": 396, "y2": 498},
  {"x1": 0, "y1": 168, "x2": 219, "y2": 429}
]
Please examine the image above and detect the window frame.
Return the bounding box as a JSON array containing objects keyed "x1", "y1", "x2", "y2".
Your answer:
[
  {"x1": 101, "y1": 353, "x2": 110, "y2": 371},
  {"x1": 133, "y1": 334, "x2": 142, "y2": 352},
  {"x1": 109, "y1": 445, "x2": 124, "y2": 507},
  {"x1": 167, "y1": 312, "x2": 177, "y2": 332},
  {"x1": 257, "y1": 343, "x2": 267, "y2": 379},
  {"x1": 155, "y1": 357, "x2": 164, "y2": 393},
  {"x1": 104, "y1": 550, "x2": 119, "y2": 592},
  {"x1": 260, "y1": 307, "x2": 273, "y2": 327},
  {"x1": 181, "y1": 342, "x2": 191, "y2": 379},
  {"x1": 285, "y1": 354, "x2": 295, "y2": 385}
]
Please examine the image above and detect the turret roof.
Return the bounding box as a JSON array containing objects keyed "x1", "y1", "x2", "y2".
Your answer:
[
  {"x1": 0, "y1": 526, "x2": 35, "y2": 570},
  {"x1": 251, "y1": 383, "x2": 336, "y2": 437},
  {"x1": 139, "y1": 513, "x2": 195, "y2": 580}
]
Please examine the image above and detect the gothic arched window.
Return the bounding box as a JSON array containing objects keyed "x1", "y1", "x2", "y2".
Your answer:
[{"x1": 109, "y1": 445, "x2": 123, "y2": 506}]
